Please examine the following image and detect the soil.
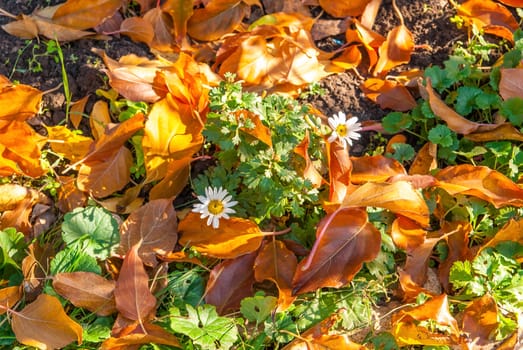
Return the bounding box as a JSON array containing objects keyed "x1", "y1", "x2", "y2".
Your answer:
[{"x1": 0, "y1": 0, "x2": 464, "y2": 149}]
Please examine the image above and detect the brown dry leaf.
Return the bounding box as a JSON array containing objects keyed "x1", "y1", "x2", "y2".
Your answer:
[
  {"x1": 438, "y1": 222, "x2": 473, "y2": 293},
  {"x1": 374, "y1": 25, "x2": 415, "y2": 76},
  {"x1": 46, "y1": 125, "x2": 93, "y2": 162},
  {"x1": 294, "y1": 131, "x2": 324, "y2": 188},
  {"x1": 53, "y1": 272, "x2": 117, "y2": 316},
  {"x1": 69, "y1": 95, "x2": 89, "y2": 129},
  {"x1": 409, "y1": 142, "x2": 438, "y2": 175},
  {"x1": 0, "y1": 286, "x2": 21, "y2": 315},
  {"x1": 361, "y1": 78, "x2": 416, "y2": 111},
  {"x1": 90, "y1": 100, "x2": 112, "y2": 140},
  {"x1": 361, "y1": 0, "x2": 382, "y2": 29},
  {"x1": 21, "y1": 242, "x2": 54, "y2": 302},
  {"x1": 119, "y1": 198, "x2": 178, "y2": 267},
  {"x1": 392, "y1": 294, "x2": 461, "y2": 347},
  {"x1": 391, "y1": 216, "x2": 427, "y2": 251},
  {"x1": 262, "y1": 0, "x2": 310, "y2": 15},
  {"x1": 120, "y1": 17, "x2": 154, "y2": 45},
  {"x1": 178, "y1": 212, "x2": 264, "y2": 259},
  {"x1": 205, "y1": 252, "x2": 256, "y2": 314},
  {"x1": 351, "y1": 155, "x2": 406, "y2": 184},
  {"x1": 94, "y1": 49, "x2": 169, "y2": 103},
  {"x1": 0, "y1": 184, "x2": 42, "y2": 212},
  {"x1": 435, "y1": 164, "x2": 523, "y2": 208},
  {"x1": 142, "y1": 7, "x2": 176, "y2": 51},
  {"x1": 162, "y1": 0, "x2": 194, "y2": 47},
  {"x1": 422, "y1": 78, "x2": 480, "y2": 134},
  {"x1": 0, "y1": 14, "x2": 39, "y2": 39},
  {"x1": 457, "y1": 0, "x2": 519, "y2": 42},
  {"x1": 326, "y1": 138, "x2": 353, "y2": 204},
  {"x1": 52, "y1": 0, "x2": 123, "y2": 30},
  {"x1": 254, "y1": 240, "x2": 297, "y2": 312},
  {"x1": 114, "y1": 242, "x2": 157, "y2": 322},
  {"x1": 11, "y1": 294, "x2": 83, "y2": 349},
  {"x1": 101, "y1": 322, "x2": 181, "y2": 349},
  {"x1": 499, "y1": 68, "x2": 523, "y2": 100},
  {"x1": 283, "y1": 309, "x2": 367, "y2": 349},
  {"x1": 346, "y1": 20, "x2": 385, "y2": 72},
  {"x1": 187, "y1": 0, "x2": 252, "y2": 41},
  {"x1": 343, "y1": 181, "x2": 430, "y2": 227},
  {"x1": 292, "y1": 208, "x2": 381, "y2": 295},
  {"x1": 481, "y1": 218, "x2": 523, "y2": 252},
  {"x1": 319, "y1": 0, "x2": 371, "y2": 17},
  {"x1": 331, "y1": 45, "x2": 363, "y2": 70},
  {"x1": 158, "y1": 250, "x2": 204, "y2": 267},
  {"x1": 462, "y1": 294, "x2": 499, "y2": 347},
  {"x1": 236, "y1": 110, "x2": 273, "y2": 148},
  {"x1": 465, "y1": 122, "x2": 523, "y2": 142},
  {"x1": 97, "y1": 184, "x2": 144, "y2": 214},
  {"x1": 56, "y1": 175, "x2": 88, "y2": 213}
]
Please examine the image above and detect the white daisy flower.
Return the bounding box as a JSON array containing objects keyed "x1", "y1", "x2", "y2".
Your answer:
[
  {"x1": 192, "y1": 186, "x2": 238, "y2": 229},
  {"x1": 327, "y1": 112, "x2": 362, "y2": 148}
]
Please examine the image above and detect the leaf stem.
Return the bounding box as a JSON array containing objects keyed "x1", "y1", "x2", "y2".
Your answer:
[{"x1": 392, "y1": 0, "x2": 404, "y2": 27}]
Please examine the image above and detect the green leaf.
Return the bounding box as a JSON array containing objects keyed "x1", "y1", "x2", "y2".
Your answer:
[
  {"x1": 500, "y1": 97, "x2": 523, "y2": 127},
  {"x1": 369, "y1": 332, "x2": 399, "y2": 350},
  {"x1": 382, "y1": 112, "x2": 412, "y2": 133},
  {"x1": 424, "y1": 66, "x2": 453, "y2": 91},
  {"x1": 168, "y1": 304, "x2": 238, "y2": 350},
  {"x1": 428, "y1": 125, "x2": 455, "y2": 147},
  {"x1": 449, "y1": 260, "x2": 474, "y2": 289},
  {"x1": 164, "y1": 270, "x2": 205, "y2": 311},
  {"x1": 61, "y1": 206, "x2": 119, "y2": 260},
  {"x1": 240, "y1": 294, "x2": 277, "y2": 324},
  {"x1": 455, "y1": 86, "x2": 482, "y2": 115},
  {"x1": 0, "y1": 228, "x2": 26, "y2": 269},
  {"x1": 82, "y1": 317, "x2": 112, "y2": 343},
  {"x1": 50, "y1": 245, "x2": 102, "y2": 274},
  {"x1": 389, "y1": 143, "x2": 415, "y2": 163}
]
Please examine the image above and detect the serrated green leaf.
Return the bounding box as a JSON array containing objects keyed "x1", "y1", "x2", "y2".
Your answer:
[
  {"x1": 449, "y1": 260, "x2": 474, "y2": 289},
  {"x1": 240, "y1": 295, "x2": 277, "y2": 324},
  {"x1": 428, "y1": 124, "x2": 455, "y2": 147},
  {"x1": 455, "y1": 86, "x2": 482, "y2": 115},
  {"x1": 389, "y1": 143, "x2": 415, "y2": 163},
  {"x1": 501, "y1": 97, "x2": 523, "y2": 126},
  {"x1": 168, "y1": 304, "x2": 238, "y2": 350},
  {"x1": 61, "y1": 206, "x2": 119, "y2": 260},
  {"x1": 50, "y1": 244, "x2": 102, "y2": 274}
]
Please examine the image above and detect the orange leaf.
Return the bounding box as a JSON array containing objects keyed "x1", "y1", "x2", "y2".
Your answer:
[
  {"x1": 327, "y1": 138, "x2": 353, "y2": 203},
  {"x1": 205, "y1": 252, "x2": 256, "y2": 314},
  {"x1": 391, "y1": 216, "x2": 427, "y2": 251},
  {"x1": 53, "y1": 0, "x2": 123, "y2": 30},
  {"x1": 119, "y1": 198, "x2": 178, "y2": 267},
  {"x1": 96, "y1": 184, "x2": 144, "y2": 214},
  {"x1": 187, "y1": 0, "x2": 251, "y2": 41},
  {"x1": 11, "y1": 294, "x2": 83, "y2": 349},
  {"x1": 392, "y1": 294, "x2": 461, "y2": 346},
  {"x1": 481, "y1": 218, "x2": 523, "y2": 252},
  {"x1": 21, "y1": 243, "x2": 54, "y2": 302},
  {"x1": 319, "y1": 0, "x2": 371, "y2": 17},
  {"x1": 53, "y1": 272, "x2": 117, "y2": 316},
  {"x1": 343, "y1": 181, "x2": 430, "y2": 227},
  {"x1": 101, "y1": 322, "x2": 181, "y2": 349},
  {"x1": 69, "y1": 95, "x2": 89, "y2": 129},
  {"x1": 331, "y1": 45, "x2": 362, "y2": 70},
  {"x1": 374, "y1": 25, "x2": 414, "y2": 76},
  {"x1": 90, "y1": 100, "x2": 112, "y2": 140},
  {"x1": 114, "y1": 242, "x2": 157, "y2": 322},
  {"x1": 46, "y1": 125, "x2": 93, "y2": 162},
  {"x1": 457, "y1": 0, "x2": 518, "y2": 42},
  {"x1": 347, "y1": 20, "x2": 385, "y2": 71},
  {"x1": 409, "y1": 142, "x2": 438, "y2": 175},
  {"x1": 120, "y1": 17, "x2": 154, "y2": 45},
  {"x1": 162, "y1": 0, "x2": 194, "y2": 47},
  {"x1": 178, "y1": 212, "x2": 264, "y2": 259},
  {"x1": 422, "y1": 78, "x2": 480, "y2": 134},
  {"x1": 294, "y1": 131, "x2": 324, "y2": 188},
  {"x1": 462, "y1": 294, "x2": 498, "y2": 347},
  {"x1": 351, "y1": 155, "x2": 406, "y2": 184},
  {"x1": 465, "y1": 122, "x2": 523, "y2": 142},
  {"x1": 0, "y1": 286, "x2": 21, "y2": 315},
  {"x1": 56, "y1": 175, "x2": 88, "y2": 213},
  {"x1": 497, "y1": 0, "x2": 523, "y2": 6},
  {"x1": 0, "y1": 78, "x2": 43, "y2": 122},
  {"x1": 149, "y1": 157, "x2": 192, "y2": 200},
  {"x1": 254, "y1": 240, "x2": 297, "y2": 312},
  {"x1": 361, "y1": 78, "x2": 416, "y2": 111},
  {"x1": 142, "y1": 7, "x2": 176, "y2": 51},
  {"x1": 435, "y1": 164, "x2": 523, "y2": 208},
  {"x1": 236, "y1": 110, "x2": 273, "y2": 148},
  {"x1": 292, "y1": 208, "x2": 381, "y2": 295}
]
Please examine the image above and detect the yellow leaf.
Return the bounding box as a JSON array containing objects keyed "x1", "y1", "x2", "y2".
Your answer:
[
  {"x1": 46, "y1": 125, "x2": 93, "y2": 162},
  {"x1": 12, "y1": 294, "x2": 83, "y2": 349}
]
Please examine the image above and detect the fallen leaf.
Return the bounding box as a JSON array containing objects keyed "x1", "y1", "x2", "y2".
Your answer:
[
  {"x1": 319, "y1": 0, "x2": 372, "y2": 17},
  {"x1": 12, "y1": 294, "x2": 83, "y2": 349},
  {"x1": 56, "y1": 175, "x2": 88, "y2": 213},
  {"x1": 101, "y1": 322, "x2": 181, "y2": 349},
  {"x1": 409, "y1": 142, "x2": 438, "y2": 175},
  {"x1": 481, "y1": 218, "x2": 523, "y2": 252},
  {"x1": 149, "y1": 156, "x2": 192, "y2": 200},
  {"x1": 351, "y1": 155, "x2": 406, "y2": 184},
  {"x1": 114, "y1": 242, "x2": 157, "y2": 322},
  {"x1": 499, "y1": 68, "x2": 523, "y2": 100},
  {"x1": 21, "y1": 242, "x2": 54, "y2": 302},
  {"x1": 142, "y1": 7, "x2": 176, "y2": 51},
  {"x1": 326, "y1": 138, "x2": 353, "y2": 203},
  {"x1": 374, "y1": 25, "x2": 415, "y2": 76},
  {"x1": 462, "y1": 294, "x2": 498, "y2": 346},
  {"x1": 236, "y1": 110, "x2": 273, "y2": 148},
  {"x1": 292, "y1": 208, "x2": 381, "y2": 295},
  {"x1": 294, "y1": 131, "x2": 324, "y2": 188},
  {"x1": 392, "y1": 294, "x2": 461, "y2": 346},
  {"x1": 0, "y1": 286, "x2": 21, "y2": 315},
  {"x1": 435, "y1": 164, "x2": 523, "y2": 208},
  {"x1": 178, "y1": 212, "x2": 264, "y2": 259},
  {"x1": 53, "y1": 271, "x2": 117, "y2": 316},
  {"x1": 254, "y1": 240, "x2": 297, "y2": 312},
  {"x1": 361, "y1": 78, "x2": 417, "y2": 111},
  {"x1": 69, "y1": 95, "x2": 89, "y2": 129},
  {"x1": 52, "y1": 0, "x2": 123, "y2": 30},
  {"x1": 391, "y1": 216, "x2": 427, "y2": 251},
  {"x1": 46, "y1": 125, "x2": 93, "y2": 162},
  {"x1": 205, "y1": 252, "x2": 257, "y2": 314},
  {"x1": 343, "y1": 181, "x2": 430, "y2": 227},
  {"x1": 162, "y1": 0, "x2": 194, "y2": 47},
  {"x1": 119, "y1": 198, "x2": 178, "y2": 267},
  {"x1": 346, "y1": 20, "x2": 385, "y2": 72},
  {"x1": 120, "y1": 16, "x2": 154, "y2": 45}
]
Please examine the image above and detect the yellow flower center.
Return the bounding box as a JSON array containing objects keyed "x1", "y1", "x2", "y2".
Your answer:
[
  {"x1": 336, "y1": 124, "x2": 348, "y2": 137},
  {"x1": 208, "y1": 199, "x2": 224, "y2": 215}
]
